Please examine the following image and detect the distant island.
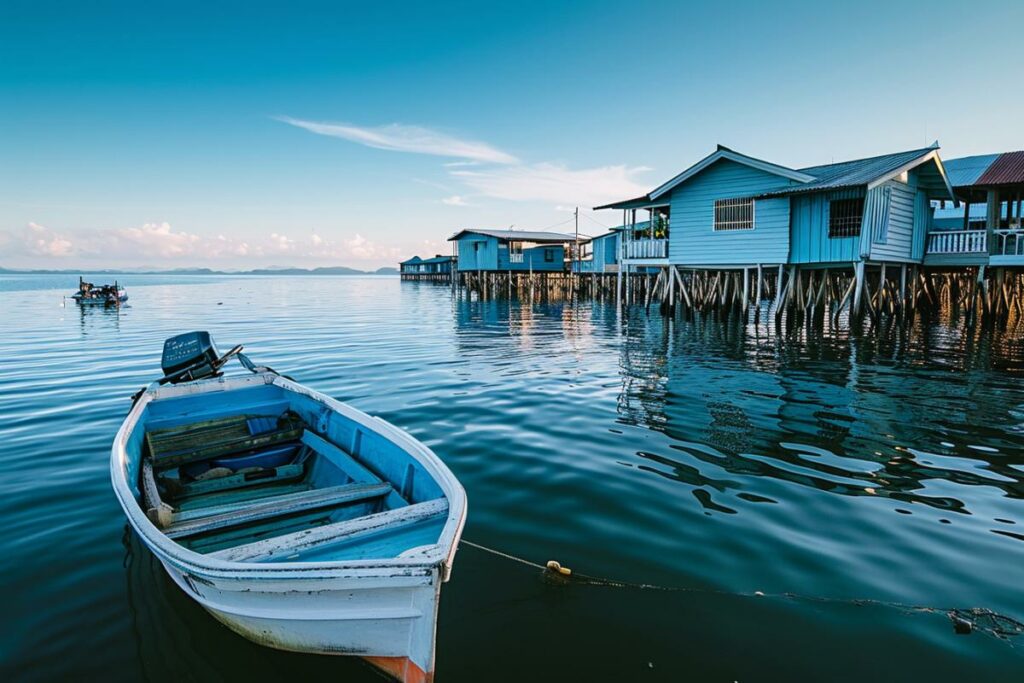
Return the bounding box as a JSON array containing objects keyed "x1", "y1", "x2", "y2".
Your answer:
[{"x1": 0, "y1": 266, "x2": 399, "y2": 276}]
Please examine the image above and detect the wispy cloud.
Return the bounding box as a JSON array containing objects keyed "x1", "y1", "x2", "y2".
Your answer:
[
  {"x1": 450, "y1": 162, "x2": 650, "y2": 208},
  {"x1": 278, "y1": 117, "x2": 518, "y2": 164},
  {"x1": 441, "y1": 195, "x2": 472, "y2": 207},
  {"x1": 279, "y1": 115, "x2": 649, "y2": 210}
]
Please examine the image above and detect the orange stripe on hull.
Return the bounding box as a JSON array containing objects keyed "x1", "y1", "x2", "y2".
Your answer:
[{"x1": 364, "y1": 656, "x2": 432, "y2": 683}]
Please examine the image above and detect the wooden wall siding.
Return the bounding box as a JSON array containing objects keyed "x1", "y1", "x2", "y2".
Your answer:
[
  {"x1": 868, "y1": 176, "x2": 917, "y2": 262},
  {"x1": 911, "y1": 190, "x2": 931, "y2": 261},
  {"x1": 591, "y1": 233, "x2": 619, "y2": 267},
  {"x1": 668, "y1": 159, "x2": 797, "y2": 266},
  {"x1": 456, "y1": 235, "x2": 564, "y2": 272},
  {"x1": 456, "y1": 235, "x2": 499, "y2": 271},
  {"x1": 859, "y1": 185, "x2": 891, "y2": 257},
  {"x1": 499, "y1": 244, "x2": 565, "y2": 271},
  {"x1": 788, "y1": 188, "x2": 864, "y2": 264}
]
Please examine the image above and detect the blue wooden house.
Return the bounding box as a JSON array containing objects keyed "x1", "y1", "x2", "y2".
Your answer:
[
  {"x1": 573, "y1": 229, "x2": 621, "y2": 273},
  {"x1": 399, "y1": 256, "x2": 425, "y2": 274},
  {"x1": 448, "y1": 229, "x2": 575, "y2": 272},
  {"x1": 420, "y1": 254, "x2": 456, "y2": 273},
  {"x1": 399, "y1": 254, "x2": 456, "y2": 280},
  {"x1": 923, "y1": 151, "x2": 1024, "y2": 269},
  {"x1": 596, "y1": 144, "x2": 956, "y2": 274}
]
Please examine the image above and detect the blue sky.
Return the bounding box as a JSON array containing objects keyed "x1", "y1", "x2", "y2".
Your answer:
[{"x1": 2, "y1": 0, "x2": 1021, "y2": 269}]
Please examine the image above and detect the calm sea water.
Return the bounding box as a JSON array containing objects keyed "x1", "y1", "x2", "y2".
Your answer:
[{"x1": 1, "y1": 273, "x2": 1022, "y2": 682}]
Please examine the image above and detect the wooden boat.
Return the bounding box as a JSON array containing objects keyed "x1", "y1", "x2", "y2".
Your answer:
[
  {"x1": 111, "y1": 332, "x2": 467, "y2": 682},
  {"x1": 73, "y1": 276, "x2": 128, "y2": 305}
]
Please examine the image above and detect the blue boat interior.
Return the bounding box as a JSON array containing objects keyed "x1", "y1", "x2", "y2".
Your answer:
[{"x1": 127, "y1": 382, "x2": 449, "y2": 563}]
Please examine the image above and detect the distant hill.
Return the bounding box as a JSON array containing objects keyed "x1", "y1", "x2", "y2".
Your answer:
[{"x1": 0, "y1": 265, "x2": 399, "y2": 276}]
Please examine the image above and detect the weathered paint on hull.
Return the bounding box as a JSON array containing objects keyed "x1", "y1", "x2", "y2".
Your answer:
[{"x1": 159, "y1": 551, "x2": 443, "y2": 679}]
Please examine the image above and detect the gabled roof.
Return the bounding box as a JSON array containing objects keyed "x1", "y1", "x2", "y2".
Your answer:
[
  {"x1": 400, "y1": 255, "x2": 423, "y2": 264},
  {"x1": 596, "y1": 143, "x2": 955, "y2": 210},
  {"x1": 447, "y1": 229, "x2": 577, "y2": 243},
  {"x1": 648, "y1": 145, "x2": 816, "y2": 201},
  {"x1": 421, "y1": 254, "x2": 456, "y2": 264}
]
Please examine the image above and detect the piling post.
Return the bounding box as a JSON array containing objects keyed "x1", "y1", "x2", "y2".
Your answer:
[{"x1": 853, "y1": 261, "x2": 865, "y2": 319}]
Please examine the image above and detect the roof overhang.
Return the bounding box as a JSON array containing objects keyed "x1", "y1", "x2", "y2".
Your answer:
[
  {"x1": 592, "y1": 195, "x2": 668, "y2": 211},
  {"x1": 448, "y1": 229, "x2": 577, "y2": 243}
]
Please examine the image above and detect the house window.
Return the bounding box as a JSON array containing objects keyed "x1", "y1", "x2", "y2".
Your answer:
[
  {"x1": 829, "y1": 198, "x2": 864, "y2": 238},
  {"x1": 713, "y1": 198, "x2": 754, "y2": 231},
  {"x1": 544, "y1": 249, "x2": 554, "y2": 262}
]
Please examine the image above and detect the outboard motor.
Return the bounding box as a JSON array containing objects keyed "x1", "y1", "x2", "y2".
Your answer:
[{"x1": 161, "y1": 331, "x2": 227, "y2": 384}]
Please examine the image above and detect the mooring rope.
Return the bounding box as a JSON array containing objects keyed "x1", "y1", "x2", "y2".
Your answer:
[{"x1": 460, "y1": 539, "x2": 1024, "y2": 641}]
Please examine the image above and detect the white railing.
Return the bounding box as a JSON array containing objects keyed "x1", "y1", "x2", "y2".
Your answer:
[
  {"x1": 509, "y1": 252, "x2": 524, "y2": 263},
  {"x1": 926, "y1": 229, "x2": 987, "y2": 254},
  {"x1": 994, "y1": 229, "x2": 1024, "y2": 257},
  {"x1": 624, "y1": 238, "x2": 669, "y2": 259}
]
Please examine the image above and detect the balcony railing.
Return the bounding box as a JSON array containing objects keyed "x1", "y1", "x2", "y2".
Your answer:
[
  {"x1": 509, "y1": 252, "x2": 524, "y2": 263},
  {"x1": 994, "y1": 229, "x2": 1024, "y2": 257},
  {"x1": 624, "y1": 238, "x2": 669, "y2": 259},
  {"x1": 926, "y1": 229, "x2": 987, "y2": 254}
]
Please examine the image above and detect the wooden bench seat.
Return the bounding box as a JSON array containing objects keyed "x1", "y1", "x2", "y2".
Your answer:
[
  {"x1": 209, "y1": 498, "x2": 449, "y2": 562},
  {"x1": 146, "y1": 412, "x2": 304, "y2": 469},
  {"x1": 165, "y1": 482, "x2": 394, "y2": 539}
]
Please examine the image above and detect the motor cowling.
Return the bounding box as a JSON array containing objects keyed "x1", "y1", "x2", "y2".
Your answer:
[{"x1": 161, "y1": 331, "x2": 220, "y2": 383}]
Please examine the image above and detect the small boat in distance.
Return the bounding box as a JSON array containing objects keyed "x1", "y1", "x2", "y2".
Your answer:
[
  {"x1": 110, "y1": 332, "x2": 467, "y2": 682},
  {"x1": 72, "y1": 276, "x2": 128, "y2": 305}
]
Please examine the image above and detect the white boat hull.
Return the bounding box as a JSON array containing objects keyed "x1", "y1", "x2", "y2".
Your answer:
[
  {"x1": 112, "y1": 371, "x2": 466, "y2": 682},
  {"x1": 160, "y1": 558, "x2": 441, "y2": 679}
]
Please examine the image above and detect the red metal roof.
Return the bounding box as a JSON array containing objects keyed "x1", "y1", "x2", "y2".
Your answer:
[{"x1": 976, "y1": 151, "x2": 1024, "y2": 186}]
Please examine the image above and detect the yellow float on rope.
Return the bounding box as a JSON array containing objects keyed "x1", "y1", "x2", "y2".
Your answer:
[{"x1": 546, "y1": 560, "x2": 572, "y2": 576}]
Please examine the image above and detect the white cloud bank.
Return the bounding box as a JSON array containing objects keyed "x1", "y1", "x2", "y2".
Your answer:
[
  {"x1": 278, "y1": 117, "x2": 519, "y2": 165},
  {"x1": 0, "y1": 222, "x2": 403, "y2": 267}
]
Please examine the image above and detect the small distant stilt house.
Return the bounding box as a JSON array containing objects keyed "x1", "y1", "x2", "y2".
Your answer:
[
  {"x1": 399, "y1": 254, "x2": 457, "y2": 280},
  {"x1": 448, "y1": 229, "x2": 577, "y2": 272},
  {"x1": 400, "y1": 255, "x2": 425, "y2": 275},
  {"x1": 924, "y1": 150, "x2": 1024, "y2": 269}
]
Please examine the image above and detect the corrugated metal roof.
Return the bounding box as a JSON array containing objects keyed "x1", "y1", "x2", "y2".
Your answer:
[
  {"x1": 400, "y1": 256, "x2": 423, "y2": 264},
  {"x1": 448, "y1": 229, "x2": 578, "y2": 243},
  {"x1": 758, "y1": 146, "x2": 937, "y2": 197},
  {"x1": 420, "y1": 255, "x2": 455, "y2": 264},
  {"x1": 977, "y1": 151, "x2": 1024, "y2": 186},
  {"x1": 943, "y1": 153, "x2": 1000, "y2": 187}
]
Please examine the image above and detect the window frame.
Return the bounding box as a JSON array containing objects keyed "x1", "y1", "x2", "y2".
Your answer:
[
  {"x1": 713, "y1": 197, "x2": 756, "y2": 231},
  {"x1": 827, "y1": 197, "x2": 865, "y2": 239}
]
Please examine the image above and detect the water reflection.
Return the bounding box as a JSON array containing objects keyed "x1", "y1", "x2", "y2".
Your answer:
[{"x1": 616, "y1": 308, "x2": 1024, "y2": 524}]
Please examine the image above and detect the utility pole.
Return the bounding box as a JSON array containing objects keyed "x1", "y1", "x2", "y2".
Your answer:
[
  {"x1": 574, "y1": 206, "x2": 579, "y2": 272},
  {"x1": 572, "y1": 206, "x2": 579, "y2": 300}
]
